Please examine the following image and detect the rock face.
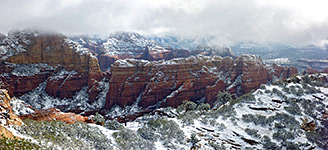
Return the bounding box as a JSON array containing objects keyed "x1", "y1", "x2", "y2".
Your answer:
[
  {"x1": 0, "y1": 30, "x2": 102, "y2": 100},
  {"x1": 7, "y1": 73, "x2": 51, "y2": 97},
  {"x1": 137, "y1": 47, "x2": 169, "y2": 61},
  {"x1": 271, "y1": 64, "x2": 298, "y2": 81},
  {"x1": 2, "y1": 31, "x2": 100, "y2": 73},
  {"x1": 98, "y1": 54, "x2": 119, "y2": 71},
  {"x1": 105, "y1": 55, "x2": 298, "y2": 109},
  {"x1": 45, "y1": 71, "x2": 88, "y2": 98}
]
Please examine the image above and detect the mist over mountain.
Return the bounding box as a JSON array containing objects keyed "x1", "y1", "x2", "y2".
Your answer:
[{"x1": 1, "y1": 0, "x2": 328, "y2": 47}]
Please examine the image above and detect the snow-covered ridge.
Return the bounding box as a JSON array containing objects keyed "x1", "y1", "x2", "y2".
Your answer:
[
  {"x1": 64, "y1": 38, "x2": 95, "y2": 57},
  {"x1": 239, "y1": 54, "x2": 262, "y2": 62},
  {"x1": 74, "y1": 31, "x2": 231, "y2": 57},
  {"x1": 112, "y1": 55, "x2": 225, "y2": 68},
  {"x1": 112, "y1": 54, "x2": 262, "y2": 68},
  {"x1": 0, "y1": 30, "x2": 32, "y2": 60},
  {"x1": 103, "y1": 31, "x2": 162, "y2": 55},
  {"x1": 1, "y1": 30, "x2": 233, "y2": 62},
  {"x1": 7, "y1": 63, "x2": 54, "y2": 77},
  {"x1": 264, "y1": 57, "x2": 290, "y2": 65},
  {"x1": 0, "y1": 29, "x2": 96, "y2": 61},
  {"x1": 150, "y1": 35, "x2": 216, "y2": 50}
]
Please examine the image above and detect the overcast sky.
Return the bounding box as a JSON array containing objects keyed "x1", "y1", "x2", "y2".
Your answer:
[{"x1": 1, "y1": 0, "x2": 328, "y2": 47}]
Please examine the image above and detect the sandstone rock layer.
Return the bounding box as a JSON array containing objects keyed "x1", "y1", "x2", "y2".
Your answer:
[{"x1": 105, "y1": 55, "x2": 297, "y2": 109}]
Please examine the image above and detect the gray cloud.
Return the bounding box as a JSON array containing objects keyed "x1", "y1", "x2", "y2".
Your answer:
[{"x1": 1, "y1": 0, "x2": 328, "y2": 47}]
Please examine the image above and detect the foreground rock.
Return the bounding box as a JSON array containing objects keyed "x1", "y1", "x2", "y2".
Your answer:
[
  {"x1": 0, "y1": 89, "x2": 23, "y2": 139},
  {"x1": 19, "y1": 108, "x2": 93, "y2": 124},
  {"x1": 0, "y1": 89, "x2": 23, "y2": 126}
]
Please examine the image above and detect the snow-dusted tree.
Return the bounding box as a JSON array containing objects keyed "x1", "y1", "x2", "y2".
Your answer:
[
  {"x1": 177, "y1": 100, "x2": 197, "y2": 112},
  {"x1": 214, "y1": 91, "x2": 232, "y2": 108},
  {"x1": 196, "y1": 103, "x2": 211, "y2": 112},
  {"x1": 93, "y1": 113, "x2": 105, "y2": 125},
  {"x1": 190, "y1": 133, "x2": 200, "y2": 149}
]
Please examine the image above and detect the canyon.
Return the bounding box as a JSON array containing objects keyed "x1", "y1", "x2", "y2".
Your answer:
[{"x1": 0, "y1": 30, "x2": 301, "y2": 115}]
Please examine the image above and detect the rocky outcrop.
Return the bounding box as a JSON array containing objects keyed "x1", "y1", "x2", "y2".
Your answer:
[
  {"x1": 105, "y1": 55, "x2": 297, "y2": 109},
  {"x1": 71, "y1": 35, "x2": 105, "y2": 55},
  {"x1": 19, "y1": 108, "x2": 93, "y2": 124},
  {"x1": 8, "y1": 73, "x2": 51, "y2": 97},
  {"x1": 164, "y1": 49, "x2": 190, "y2": 60},
  {"x1": 2, "y1": 30, "x2": 100, "y2": 74},
  {"x1": 0, "y1": 76, "x2": 14, "y2": 97},
  {"x1": 271, "y1": 64, "x2": 298, "y2": 81},
  {"x1": 137, "y1": 47, "x2": 169, "y2": 61},
  {"x1": 303, "y1": 68, "x2": 318, "y2": 75},
  {"x1": 98, "y1": 54, "x2": 119, "y2": 71},
  {"x1": 45, "y1": 72, "x2": 88, "y2": 98},
  {"x1": 0, "y1": 30, "x2": 102, "y2": 100},
  {"x1": 322, "y1": 67, "x2": 328, "y2": 73},
  {"x1": 0, "y1": 125, "x2": 15, "y2": 139}
]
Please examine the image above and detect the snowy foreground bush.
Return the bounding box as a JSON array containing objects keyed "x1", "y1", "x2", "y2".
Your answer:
[
  {"x1": 0, "y1": 134, "x2": 40, "y2": 150},
  {"x1": 10, "y1": 73, "x2": 328, "y2": 149},
  {"x1": 15, "y1": 119, "x2": 112, "y2": 150}
]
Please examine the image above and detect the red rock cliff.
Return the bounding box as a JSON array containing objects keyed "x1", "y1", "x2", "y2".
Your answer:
[
  {"x1": 0, "y1": 30, "x2": 101, "y2": 100},
  {"x1": 104, "y1": 55, "x2": 297, "y2": 109}
]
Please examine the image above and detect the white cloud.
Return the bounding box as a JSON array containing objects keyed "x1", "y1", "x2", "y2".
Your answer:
[{"x1": 0, "y1": 0, "x2": 328, "y2": 46}]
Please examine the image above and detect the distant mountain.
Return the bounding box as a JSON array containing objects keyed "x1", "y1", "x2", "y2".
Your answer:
[
  {"x1": 231, "y1": 42, "x2": 328, "y2": 71},
  {"x1": 69, "y1": 32, "x2": 235, "y2": 71},
  {"x1": 149, "y1": 35, "x2": 216, "y2": 50},
  {"x1": 70, "y1": 32, "x2": 226, "y2": 55}
]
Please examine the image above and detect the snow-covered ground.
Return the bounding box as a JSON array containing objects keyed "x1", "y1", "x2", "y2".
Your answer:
[
  {"x1": 264, "y1": 57, "x2": 290, "y2": 65},
  {"x1": 96, "y1": 73, "x2": 327, "y2": 149},
  {"x1": 9, "y1": 73, "x2": 328, "y2": 149}
]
